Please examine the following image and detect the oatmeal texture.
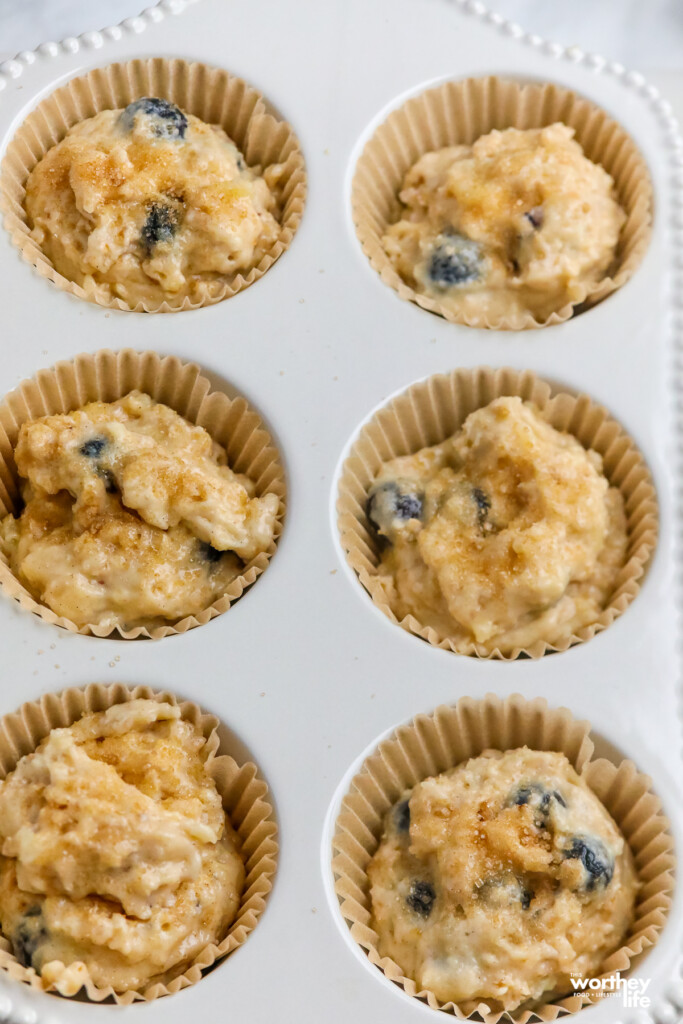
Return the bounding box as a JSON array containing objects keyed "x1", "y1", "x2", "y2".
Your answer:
[
  {"x1": 369, "y1": 747, "x2": 638, "y2": 1011},
  {"x1": 24, "y1": 97, "x2": 283, "y2": 306},
  {"x1": 0, "y1": 699, "x2": 245, "y2": 995},
  {"x1": 382, "y1": 123, "x2": 626, "y2": 322},
  {"x1": 366, "y1": 397, "x2": 627, "y2": 654},
  {"x1": 0, "y1": 391, "x2": 279, "y2": 630}
]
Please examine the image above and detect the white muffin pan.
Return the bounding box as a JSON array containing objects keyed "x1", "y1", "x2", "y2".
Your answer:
[{"x1": 0, "y1": 0, "x2": 681, "y2": 1022}]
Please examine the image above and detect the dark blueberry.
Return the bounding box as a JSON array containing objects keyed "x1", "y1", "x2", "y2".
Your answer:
[
  {"x1": 395, "y1": 493, "x2": 422, "y2": 519},
  {"x1": 471, "y1": 487, "x2": 491, "y2": 528},
  {"x1": 563, "y1": 837, "x2": 614, "y2": 891},
  {"x1": 472, "y1": 488, "x2": 490, "y2": 513},
  {"x1": 366, "y1": 482, "x2": 423, "y2": 538},
  {"x1": 98, "y1": 468, "x2": 118, "y2": 494},
  {"x1": 141, "y1": 203, "x2": 180, "y2": 255},
  {"x1": 510, "y1": 783, "x2": 567, "y2": 828},
  {"x1": 406, "y1": 880, "x2": 435, "y2": 918},
  {"x1": 13, "y1": 906, "x2": 47, "y2": 969},
  {"x1": 524, "y1": 206, "x2": 544, "y2": 230},
  {"x1": 513, "y1": 783, "x2": 542, "y2": 807},
  {"x1": 427, "y1": 233, "x2": 483, "y2": 288},
  {"x1": 512, "y1": 784, "x2": 566, "y2": 810},
  {"x1": 80, "y1": 437, "x2": 107, "y2": 459},
  {"x1": 119, "y1": 97, "x2": 187, "y2": 139},
  {"x1": 199, "y1": 541, "x2": 224, "y2": 565},
  {"x1": 394, "y1": 799, "x2": 411, "y2": 834},
  {"x1": 475, "y1": 873, "x2": 532, "y2": 910}
]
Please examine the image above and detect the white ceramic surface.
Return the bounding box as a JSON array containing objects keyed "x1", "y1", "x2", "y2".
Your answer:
[
  {"x1": 0, "y1": 2, "x2": 681, "y2": 1023},
  {"x1": 4, "y1": 0, "x2": 683, "y2": 72}
]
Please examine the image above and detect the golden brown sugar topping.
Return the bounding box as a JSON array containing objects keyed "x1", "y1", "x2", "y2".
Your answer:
[
  {"x1": 369, "y1": 747, "x2": 637, "y2": 1010},
  {"x1": 367, "y1": 397, "x2": 627, "y2": 654}
]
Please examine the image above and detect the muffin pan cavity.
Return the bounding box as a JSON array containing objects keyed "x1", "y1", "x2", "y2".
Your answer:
[
  {"x1": 0, "y1": 682, "x2": 278, "y2": 1004},
  {"x1": 0, "y1": 349, "x2": 287, "y2": 638},
  {"x1": 0, "y1": 57, "x2": 307, "y2": 313},
  {"x1": 351, "y1": 76, "x2": 653, "y2": 329},
  {"x1": 329, "y1": 694, "x2": 674, "y2": 1022},
  {"x1": 336, "y1": 366, "x2": 658, "y2": 659}
]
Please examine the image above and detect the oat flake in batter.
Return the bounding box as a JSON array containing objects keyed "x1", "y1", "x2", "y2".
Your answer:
[
  {"x1": 369, "y1": 747, "x2": 638, "y2": 1011},
  {"x1": 366, "y1": 396, "x2": 627, "y2": 655},
  {"x1": 0, "y1": 391, "x2": 279, "y2": 630},
  {"x1": 383, "y1": 123, "x2": 626, "y2": 322},
  {"x1": 24, "y1": 97, "x2": 283, "y2": 306},
  {"x1": 0, "y1": 699, "x2": 245, "y2": 995}
]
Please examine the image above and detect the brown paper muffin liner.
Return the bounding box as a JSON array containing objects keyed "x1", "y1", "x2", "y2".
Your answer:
[
  {"x1": 0, "y1": 348, "x2": 286, "y2": 638},
  {"x1": 0, "y1": 57, "x2": 306, "y2": 313},
  {"x1": 352, "y1": 76, "x2": 652, "y2": 330},
  {"x1": 337, "y1": 366, "x2": 658, "y2": 659},
  {"x1": 331, "y1": 693, "x2": 674, "y2": 1021},
  {"x1": 0, "y1": 682, "x2": 278, "y2": 1004}
]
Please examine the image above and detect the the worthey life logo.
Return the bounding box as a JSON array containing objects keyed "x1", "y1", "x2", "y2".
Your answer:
[{"x1": 570, "y1": 972, "x2": 651, "y2": 1008}]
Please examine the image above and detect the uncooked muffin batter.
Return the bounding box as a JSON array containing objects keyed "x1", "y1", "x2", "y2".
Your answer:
[
  {"x1": 383, "y1": 124, "x2": 626, "y2": 322},
  {"x1": 369, "y1": 747, "x2": 637, "y2": 1011},
  {"x1": 25, "y1": 97, "x2": 283, "y2": 306},
  {"x1": 0, "y1": 391, "x2": 279, "y2": 629},
  {"x1": 0, "y1": 699, "x2": 244, "y2": 995},
  {"x1": 366, "y1": 397, "x2": 627, "y2": 654}
]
